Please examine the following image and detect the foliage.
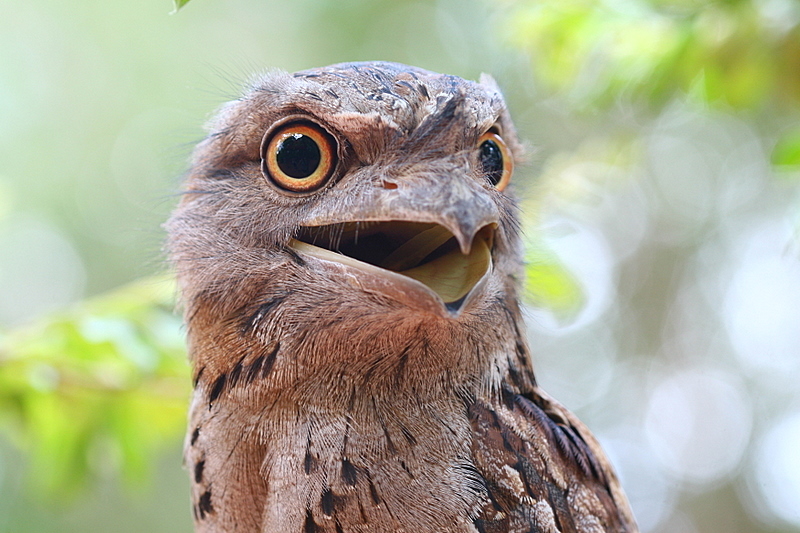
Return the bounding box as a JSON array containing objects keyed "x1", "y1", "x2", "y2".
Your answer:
[
  {"x1": 172, "y1": 0, "x2": 192, "y2": 12},
  {"x1": 773, "y1": 127, "x2": 800, "y2": 168},
  {"x1": 524, "y1": 249, "x2": 585, "y2": 320},
  {"x1": 503, "y1": 0, "x2": 800, "y2": 112},
  {"x1": 0, "y1": 277, "x2": 189, "y2": 497}
]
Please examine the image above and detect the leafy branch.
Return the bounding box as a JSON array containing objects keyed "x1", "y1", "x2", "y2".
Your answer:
[{"x1": 0, "y1": 276, "x2": 190, "y2": 496}]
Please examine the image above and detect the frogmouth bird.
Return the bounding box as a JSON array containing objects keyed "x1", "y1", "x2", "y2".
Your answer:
[{"x1": 167, "y1": 61, "x2": 637, "y2": 533}]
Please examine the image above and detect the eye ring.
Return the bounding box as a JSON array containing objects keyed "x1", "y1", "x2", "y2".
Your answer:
[
  {"x1": 261, "y1": 121, "x2": 338, "y2": 193},
  {"x1": 477, "y1": 131, "x2": 513, "y2": 191}
]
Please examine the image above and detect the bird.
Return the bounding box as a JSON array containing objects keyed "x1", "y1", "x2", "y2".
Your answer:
[{"x1": 166, "y1": 61, "x2": 638, "y2": 533}]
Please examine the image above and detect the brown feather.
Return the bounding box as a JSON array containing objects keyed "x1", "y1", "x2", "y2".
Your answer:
[{"x1": 168, "y1": 61, "x2": 638, "y2": 533}]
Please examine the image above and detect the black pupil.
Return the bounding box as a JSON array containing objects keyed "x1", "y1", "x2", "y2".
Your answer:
[
  {"x1": 276, "y1": 133, "x2": 321, "y2": 179},
  {"x1": 479, "y1": 139, "x2": 503, "y2": 185}
]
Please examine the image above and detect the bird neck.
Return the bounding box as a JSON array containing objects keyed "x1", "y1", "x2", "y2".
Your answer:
[{"x1": 184, "y1": 280, "x2": 538, "y2": 531}]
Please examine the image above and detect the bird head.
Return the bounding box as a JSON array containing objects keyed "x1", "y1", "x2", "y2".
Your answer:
[{"x1": 169, "y1": 62, "x2": 524, "y2": 320}]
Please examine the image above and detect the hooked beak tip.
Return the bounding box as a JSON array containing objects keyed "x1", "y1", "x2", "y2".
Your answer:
[{"x1": 455, "y1": 222, "x2": 497, "y2": 256}]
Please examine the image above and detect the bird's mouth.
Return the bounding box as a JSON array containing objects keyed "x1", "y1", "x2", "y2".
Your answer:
[{"x1": 289, "y1": 221, "x2": 495, "y2": 314}]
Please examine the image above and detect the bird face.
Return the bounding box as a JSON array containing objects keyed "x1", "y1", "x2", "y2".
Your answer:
[
  {"x1": 275, "y1": 110, "x2": 510, "y2": 315},
  {"x1": 170, "y1": 62, "x2": 524, "y2": 322}
]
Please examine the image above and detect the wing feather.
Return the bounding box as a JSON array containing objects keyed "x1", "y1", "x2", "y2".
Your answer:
[{"x1": 469, "y1": 385, "x2": 637, "y2": 533}]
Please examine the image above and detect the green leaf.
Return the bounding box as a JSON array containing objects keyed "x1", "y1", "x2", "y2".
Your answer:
[
  {"x1": 0, "y1": 275, "x2": 190, "y2": 498},
  {"x1": 524, "y1": 246, "x2": 585, "y2": 322},
  {"x1": 172, "y1": 0, "x2": 192, "y2": 12},
  {"x1": 501, "y1": 0, "x2": 800, "y2": 111},
  {"x1": 773, "y1": 130, "x2": 800, "y2": 170}
]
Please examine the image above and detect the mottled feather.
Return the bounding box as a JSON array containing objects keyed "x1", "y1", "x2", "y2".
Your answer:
[{"x1": 168, "y1": 61, "x2": 637, "y2": 533}]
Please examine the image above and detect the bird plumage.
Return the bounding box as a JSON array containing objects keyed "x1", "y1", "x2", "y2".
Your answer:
[{"x1": 167, "y1": 61, "x2": 637, "y2": 533}]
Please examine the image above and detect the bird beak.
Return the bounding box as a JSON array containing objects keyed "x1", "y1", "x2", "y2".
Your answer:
[{"x1": 288, "y1": 172, "x2": 500, "y2": 317}]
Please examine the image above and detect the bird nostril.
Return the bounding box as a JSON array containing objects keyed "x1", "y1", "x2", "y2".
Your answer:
[{"x1": 382, "y1": 180, "x2": 398, "y2": 190}]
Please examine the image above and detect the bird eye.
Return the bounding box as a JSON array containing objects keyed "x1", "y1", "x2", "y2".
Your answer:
[
  {"x1": 477, "y1": 131, "x2": 512, "y2": 191},
  {"x1": 262, "y1": 121, "x2": 338, "y2": 193}
]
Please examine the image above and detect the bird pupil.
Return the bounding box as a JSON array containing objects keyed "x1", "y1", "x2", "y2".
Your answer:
[
  {"x1": 276, "y1": 134, "x2": 321, "y2": 178},
  {"x1": 479, "y1": 139, "x2": 503, "y2": 185}
]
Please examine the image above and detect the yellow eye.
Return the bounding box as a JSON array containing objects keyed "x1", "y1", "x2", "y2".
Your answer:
[
  {"x1": 477, "y1": 131, "x2": 512, "y2": 191},
  {"x1": 262, "y1": 122, "x2": 338, "y2": 193}
]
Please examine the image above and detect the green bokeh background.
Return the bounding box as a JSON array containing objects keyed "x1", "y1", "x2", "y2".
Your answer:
[{"x1": 2, "y1": 0, "x2": 800, "y2": 531}]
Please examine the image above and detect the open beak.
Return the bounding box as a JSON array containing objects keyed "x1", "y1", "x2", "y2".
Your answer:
[
  {"x1": 289, "y1": 220, "x2": 496, "y2": 316},
  {"x1": 287, "y1": 164, "x2": 501, "y2": 317}
]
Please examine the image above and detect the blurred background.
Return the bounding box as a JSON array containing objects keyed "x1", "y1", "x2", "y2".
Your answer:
[{"x1": 1, "y1": 0, "x2": 799, "y2": 531}]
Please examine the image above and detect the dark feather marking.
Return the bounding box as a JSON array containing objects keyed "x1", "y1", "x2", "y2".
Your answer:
[
  {"x1": 193, "y1": 365, "x2": 205, "y2": 387},
  {"x1": 304, "y1": 451, "x2": 317, "y2": 475},
  {"x1": 346, "y1": 385, "x2": 357, "y2": 411},
  {"x1": 335, "y1": 521, "x2": 344, "y2": 533},
  {"x1": 500, "y1": 384, "x2": 516, "y2": 410},
  {"x1": 261, "y1": 342, "x2": 280, "y2": 378},
  {"x1": 367, "y1": 474, "x2": 381, "y2": 504},
  {"x1": 194, "y1": 459, "x2": 205, "y2": 483},
  {"x1": 198, "y1": 490, "x2": 214, "y2": 519},
  {"x1": 358, "y1": 499, "x2": 369, "y2": 523},
  {"x1": 400, "y1": 460, "x2": 414, "y2": 478},
  {"x1": 545, "y1": 481, "x2": 575, "y2": 533},
  {"x1": 515, "y1": 340, "x2": 527, "y2": 359},
  {"x1": 407, "y1": 93, "x2": 463, "y2": 150},
  {"x1": 550, "y1": 421, "x2": 573, "y2": 458},
  {"x1": 228, "y1": 355, "x2": 245, "y2": 386},
  {"x1": 515, "y1": 392, "x2": 608, "y2": 487},
  {"x1": 341, "y1": 458, "x2": 358, "y2": 486},
  {"x1": 490, "y1": 408, "x2": 523, "y2": 454},
  {"x1": 484, "y1": 480, "x2": 504, "y2": 512},
  {"x1": 430, "y1": 409, "x2": 459, "y2": 437},
  {"x1": 207, "y1": 127, "x2": 232, "y2": 139},
  {"x1": 208, "y1": 373, "x2": 226, "y2": 407},
  {"x1": 321, "y1": 488, "x2": 334, "y2": 516},
  {"x1": 560, "y1": 423, "x2": 607, "y2": 483},
  {"x1": 515, "y1": 393, "x2": 556, "y2": 443},
  {"x1": 243, "y1": 294, "x2": 288, "y2": 332},
  {"x1": 246, "y1": 353, "x2": 265, "y2": 383},
  {"x1": 360, "y1": 357, "x2": 382, "y2": 385},
  {"x1": 283, "y1": 245, "x2": 307, "y2": 266},
  {"x1": 395, "y1": 80, "x2": 416, "y2": 93},
  {"x1": 304, "y1": 432, "x2": 316, "y2": 475},
  {"x1": 523, "y1": 365, "x2": 537, "y2": 389},
  {"x1": 399, "y1": 424, "x2": 417, "y2": 446},
  {"x1": 304, "y1": 510, "x2": 318, "y2": 533},
  {"x1": 506, "y1": 357, "x2": 525, "y2": 391},
  {"x1": 322, "y1": 489, "x2": 347, "y2": 517},
  {"x1": 191, "y1": 426, "x2": 200, "y2": 446},
  {"x1": 500, "y1": 425, "x2": 522, "y2": 455},
  {"x1": 394, "y1": 343, "x2": 411, "y2": 383},
  {"x1": 458, "y1": 461, "x2": 490, "y2": 498},
  {"x1": 511, "y1": 454, "x2": 547, "y2": 510},
  {"x1": 377, "y1": 416, "x2": 397, "y2": 455},
  {"x1": 571, "y1": 428, "x2": 607, "y2": 483}
]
